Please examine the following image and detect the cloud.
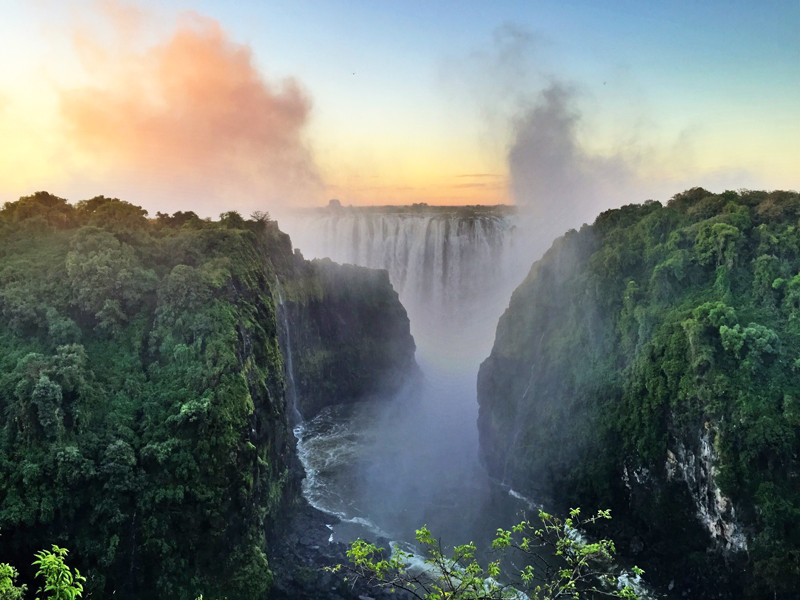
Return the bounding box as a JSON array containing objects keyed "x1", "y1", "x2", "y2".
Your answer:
[
  {"x1": 443, "y1": 22, "x2": 640, "y2": 235},
  {"x1": 506, "y1": 79, "x2": 769, "y2": 251},
  {"x1": 60, "y1": 5, "x2": 321, "y2": 214},
  {"x1": 446, "y1": 22, "x2": 759, "y2": 255},
  {"x1": 508, "y1": 82, "x2": 635, "y2": 237}
]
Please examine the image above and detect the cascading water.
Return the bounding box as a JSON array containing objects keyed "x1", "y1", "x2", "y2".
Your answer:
[
  {"x1": 283, "y1": 205, "x2": 527, "y2": 368},
  {"x1": 279, "y1": 205, "x2": 659, "y2": 598},
  {"x1": 274, "y1": 279, "x2": 303, "y2": 428}
]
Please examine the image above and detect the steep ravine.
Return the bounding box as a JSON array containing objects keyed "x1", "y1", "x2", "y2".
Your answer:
[
  {"x1": 264, "y1": 222, "x2": 420, "y2": 599},
  {"x1": 281, "y1": 203, "x2": 527, "y2": 368},
  {"x1": 478, "y1": 189, "x2": 800, "y2": 599}
]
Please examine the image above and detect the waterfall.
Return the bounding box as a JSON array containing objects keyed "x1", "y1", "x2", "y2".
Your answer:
[
  {"x1": 282, "y1": 207, "x2": 526, "y2": 368},
  {"x1": 275, "y1": 278, "x2": 303, "y2": 429},
  {"x1": 280, "y1": 206, "x2": 543, "y2": 561}
]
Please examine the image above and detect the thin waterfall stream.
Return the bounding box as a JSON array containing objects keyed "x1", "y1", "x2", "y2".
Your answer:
[{"x1": 275, "y1": 278, "x2": 303, "y2": 428}]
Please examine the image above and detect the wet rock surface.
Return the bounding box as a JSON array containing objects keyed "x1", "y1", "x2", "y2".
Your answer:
[{"x1": 268, "y1": 500, "x2": 413, "y2": 600}]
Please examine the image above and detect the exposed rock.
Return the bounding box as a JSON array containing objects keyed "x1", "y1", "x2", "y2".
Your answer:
[
  {"x1": 268, "y1": 499, "x2": 413, "y2": 600},
  {"x1": 666, "y1": 430, "x2": 747, "y2": 552},
  {"x1": 270, "y1": 224, "x2": 419, "y2": 419}
]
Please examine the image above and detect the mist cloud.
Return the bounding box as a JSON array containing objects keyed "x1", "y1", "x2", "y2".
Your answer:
[
  {"x1": 61, "y1": 6, "x2": 321, "y2": 214},
  {"x1": 442, "y1": 23, "x2": 646, "y2": 245},
  {"x1": 444, "y1": 22, "x2": 746, "y2": 262},
  {"x1": 509, "y1": 82, "x2": 635, "y2": 240}
]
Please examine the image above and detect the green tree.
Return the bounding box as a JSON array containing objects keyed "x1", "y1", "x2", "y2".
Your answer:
[
  {"x1": 0, "y1": 535, "x2": 85, "y2": 600},
  {"x1": 336, "y1": 509, "x2": 643, "y2": 600},
  {"x1": 65, "y1": 227, "x2": 157, "y2": 331},
  {"x1": 32, "y1": 546, "x2": 86, "y2": 600},
  {"x1": 0, "y1": 562, "x2": 27, "y2": 600}
]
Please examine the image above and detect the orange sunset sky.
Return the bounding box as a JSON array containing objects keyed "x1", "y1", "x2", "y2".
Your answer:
[{"x1": 0, "y1": 1, "x2": 797, "y2": 217}]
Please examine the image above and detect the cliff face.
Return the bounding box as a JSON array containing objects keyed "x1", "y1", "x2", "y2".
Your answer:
[
  {"x1": 0, "y1": 194, "x2": 417, "y2": 600},
  {"x1": 269, "y1": 225, "x2": 418, "y2": 420},
  {"x1": 0, "y1": 200, "x2": 297, "y2": 600},
  {"x1": 478, "y1": 189, "x2": 800, "y2": 599}
]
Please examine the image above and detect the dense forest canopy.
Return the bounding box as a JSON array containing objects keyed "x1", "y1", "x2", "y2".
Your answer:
[
  {"x1": 0, "y1": 192, "x2": 296, "y2": 599},
  {"x1": 479, "y1": 188, "x2": 800, "y2": 598}
]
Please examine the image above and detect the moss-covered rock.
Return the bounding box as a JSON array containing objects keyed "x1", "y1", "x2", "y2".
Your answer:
[
  {"x1": 280, "y1": 258, "x2": 417, "y2": 420},
  {"x1": 267, "y1": 221, "x2": 418, "y2": 420}
]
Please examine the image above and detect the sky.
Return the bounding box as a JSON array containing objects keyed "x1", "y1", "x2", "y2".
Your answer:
[{"x1": 0, "y1": 0, "x2": 797, "y2": 217}]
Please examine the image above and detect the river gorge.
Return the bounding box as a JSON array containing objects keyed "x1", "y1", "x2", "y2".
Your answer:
[
  {"x1": 276, "y1": 191, "x2": 800, "y2": 600},
  {"x1": 1, "y1": 190, "x2": 797, "y2": 600},
  {"x1": 278, "y1": 203, "x2": 654, "y2": 599},
  {"x1": 279, "y1": 203, "x2": 532, "y2": 552}
]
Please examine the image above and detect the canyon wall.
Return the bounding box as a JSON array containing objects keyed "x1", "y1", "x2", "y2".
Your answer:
[
  {"x1": 268, "y1": 223, "x2": 418, "y2": 420},
  {"x1": 478, "y1": 189, "x2": 800, "y2": 600}
]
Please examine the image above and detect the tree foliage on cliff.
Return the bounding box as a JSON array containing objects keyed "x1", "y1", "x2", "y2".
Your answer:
[
  {"x1": 480, "y1": 188, "x2": 800, "y2": 597},
  {"x1": 0, "y1": 193, "x2": 295, "y2": 599}
]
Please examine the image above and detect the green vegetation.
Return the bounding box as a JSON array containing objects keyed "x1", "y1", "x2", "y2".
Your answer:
[
  {"x1": 478, "y1": 188, "x2": 800, "y2": 598},
  {"x1": 1, "y1": 561, "x2": 26, "y2": 600},
  {"x1": 0, "y1": 192, "x2": 295, "y2": 599},
  {"x1": 0, "y1": 191, "x2": 418, "y2": 599},
  {"x1": 1, "y1": 539, "x2": 84, "y2": 600},
  {"x1": 31, "y1": 546, "x2": 86, "y2": 600},
  {"x1": 337, "y1": 508, "x2": 642, "y2": 599}
]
